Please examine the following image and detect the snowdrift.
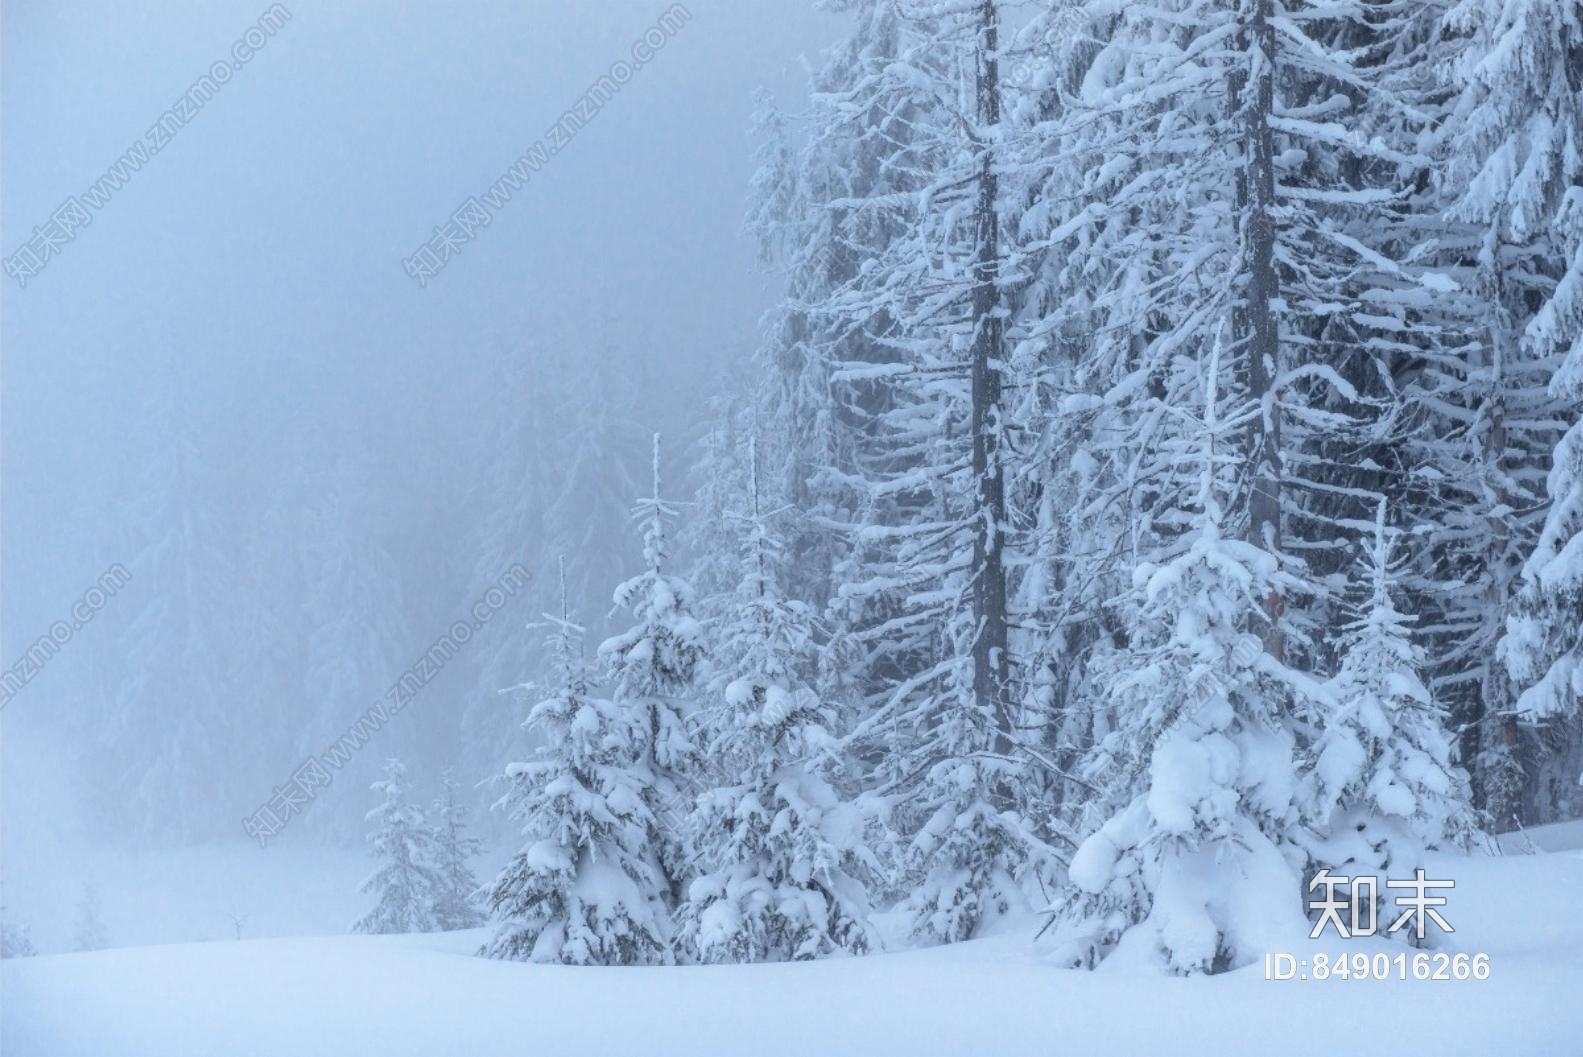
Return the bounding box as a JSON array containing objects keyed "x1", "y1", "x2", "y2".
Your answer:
[{"x1": 4, "y1": 846, "x2": 1580, "y2": 1057}]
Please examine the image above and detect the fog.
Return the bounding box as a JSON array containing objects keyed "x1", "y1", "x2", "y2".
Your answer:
[
  {"x1": 1, "y1": 0, "x2": 836, "y2": 865},
  {"x1": 3, "y1": 1, "x2": 1581, "y2": 1048}
]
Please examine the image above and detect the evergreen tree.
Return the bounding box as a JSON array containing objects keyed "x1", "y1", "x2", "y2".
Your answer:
[
  {"x1": 352, "y1": 758, "x2": 441, "y2": 935},
  {"x1": 459, "y1": 336, "x2": 564, "y2": 791},
  {"x1": 545, "y1": 351, "x2": 648, "y2": 640},
  {"x1": 1306, "y1": 500, "x2": 1471, "y2": 906},
  {"x1": 1473, "y1": 0, "x2": 1583, "y2": 803},
  {"x1": 786, "y1": 0, "x2": 1060, "y2": 945},
  {"x1": 597, "y1": 434, "x2": 704, "y2": 907},
  {"x1": 430, "y1": 770, "x2": 485, "y2": 931},
  {"x1": 1056, "y1": 346, "x2": 1324, "y2": 974},
  {"x1": 1504, "y1": 409, "x2": 1583, "y2": 793},
  {"x1": 293, "y1": 445, "x2": 414, "y2": 836},
  {"x1": 747, "y1": 5, "x2": 929, "y2": 621},
  {"x1": 680, "y1": 436, "x2": 879, "y2": 962},
  {"x1": 72, "y1": 878, "x2": 109, "y2": 952},
  {"x1": 678, "y1": 388, "x2": 752, "y2": 626},
  {"x1": 482, "y1": 561, "x2": 672, "y2": 965},
  {"x1": 106, "y1": 374, "x2": 234, "y2": 842},
  {"x1": 1389, "y1": 0, "x2": 1583, "y2": 828}
]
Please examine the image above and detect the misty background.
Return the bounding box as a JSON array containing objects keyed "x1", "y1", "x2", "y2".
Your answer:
[{"x1": 2, "y1": 0, "x2": 840, "y2": 939}]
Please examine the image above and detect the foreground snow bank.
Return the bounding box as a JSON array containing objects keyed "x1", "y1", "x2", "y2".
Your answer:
[
  {"x1": 5, "y1": 848, "x2": 1580, "y2": 1057},
  {"x1": 1499, "y1": 817, "x2": 1583, "y2": 855}
]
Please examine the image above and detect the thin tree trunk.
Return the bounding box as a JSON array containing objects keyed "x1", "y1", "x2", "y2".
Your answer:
[
  {"x1": 1239, "y1": 0, "x2": 1284, "y2": 659},
  {"x1": 970, "y1": 0, "x2": 1012, "y2": 762},
  {"x1": 1475, "y1": 261, "x2": 1522, "y2": 826}
]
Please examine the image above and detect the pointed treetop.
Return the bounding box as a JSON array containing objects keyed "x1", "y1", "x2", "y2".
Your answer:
[
  {"x1": 1362, "y1": 496, "x2": 1412, "y2": 621},
  {"x1": 558, "y1": 554, "x2": 570, "y2": 628},
  {"x1": 378, "y1": 757, "x2": 407, "y2": 790},
  {"x1": 725, "y1": 425, "x2": 793, "y2": 606},
  {"x1": 633, "y1": 432, "x2": 678, "y2": 575},
  {"x1": 1196, "y1": 325, "x2": 1226, "y2": 530},
  {"x1": 536, "y1": 555, "x2": 586, "y2": 658},
  {"x1": 749, "y1": 428, "x2": 760, "y2": 522},
  {"x1": 651, "y1": 431, "x2": 661, "y2": 505},
  {"x1": 540, "y1": 554, "x2": 590, "y2": 695},
  {"x1": 1372, "y1": 495, "x2": 1390, "y2": 597}
]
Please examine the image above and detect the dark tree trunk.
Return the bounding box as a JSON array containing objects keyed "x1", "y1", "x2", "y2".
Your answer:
[
  {"x1": 970, "y1": 0, "x2": 1012, "y2": 763},
  {"x1": 1237, "y1": 0, "x2": 1284, "y2": 659}
]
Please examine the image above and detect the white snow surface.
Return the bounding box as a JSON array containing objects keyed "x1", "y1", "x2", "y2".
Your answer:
[{"x1": 5, "y1": 843, "x2": 1581, "y2": 1056}]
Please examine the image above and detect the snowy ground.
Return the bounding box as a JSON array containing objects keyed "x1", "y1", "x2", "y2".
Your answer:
[
  {"x1": 5, "y1": 837, "x2": 1581, "y2": 1057},
  {"x1": 1498, "y1": 817, "x2": 1583, "y2": 855}
]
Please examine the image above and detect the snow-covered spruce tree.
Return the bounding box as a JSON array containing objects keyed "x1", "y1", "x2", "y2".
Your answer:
[
  {"x1": 783, "y1": 0, "x2": 1065, "y2": 945},
  {"x1": 1387, "y1": 0, "x2": 1583, "y2": 827},
  {"x1": 679, "y1": 436, "x2": 879, "y2": 962},
  {"x1": 995, "y1": 6, "x2": 1166, "y2": 837},
  {"x1": 1306, "y1": 500, "x2": 1471, "y2": 905},
  {"x1": 106, "y1": 373, "x2": 236, "y2": 842},
  {"x1": 747, "y1": 7, "x2": 1066, "y2": 878},
  {"x1": 73, "y1": 879, "x2": 109, "y2": 952},
  {"x1": 430, "y1": 770, "x2": 485, "y2": 931},
  {"x1": 481, "y1": 562, "x2": 672, "y2": 965},
  {"x1": 1056, "y1": 345, "x2": 1325, "y2": 975},
  {"x1": 459, "y1": 336, "x2": 649, "y2": 815},
  {"x1": 544, "y1": 349, "x2": 648, "y2": 642},
  {"x1": 1469, "y1": 0, "x2": 1583, "y2": 809},
  {"x1": 352, "y1": 758, "x2": 442, "y2": 935},
  {"x1": 458, "y1": 337, "x2": 555, "y2": 796},
  {"x1": 748, "y1": 0, "x2": 949, "y2": 645},
  {"x1": 597, "y1": 434, "x2": 704, "y2": 909},
  {"x1": 292, "y1": 445, "x2": 415, "y2": 838},
  {"x1": 1504, "y1": 402, "x2": 1583, "y2": 803},
  {"x1": 1016, "y1": 0, "x2": 1445, "y2": 854},
  {"x1": 678, "y1": 387, "x2": 752, "y2": 628}
]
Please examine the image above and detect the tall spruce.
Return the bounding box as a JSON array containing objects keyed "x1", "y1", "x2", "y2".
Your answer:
[
  {"x1": 598, "y1": 434, "x2": 704, "y2": 908},
  {"x1": 72, "y1": 879, "x2": 110, "y2": 952},
  {"x1": 1057, "y1": 342, "x2": 1326, "y2": 974},
  {"x1": 482, "y1": 560, "x2": 673, "y2": 965},
  {"x1": 352, "y1": 758, "x2": 442, "y2": 935},
  {"x1": 1456, "y1": 0, "x2": 1583, "y2": 813},
  {"x1": 1306, "y1": 500, "x2": 1472, "y2": 899},
  {"x1": 430, "y1": 771, "x2": 485, "y2": 931},
  {"x1": 680, "y1": 435, "x2": 879, "y2": 962}
]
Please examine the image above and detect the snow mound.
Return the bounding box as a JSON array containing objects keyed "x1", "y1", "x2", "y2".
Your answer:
[{"x1": 4, "y1": 850, "x2": 1581, "y2": 1056}]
